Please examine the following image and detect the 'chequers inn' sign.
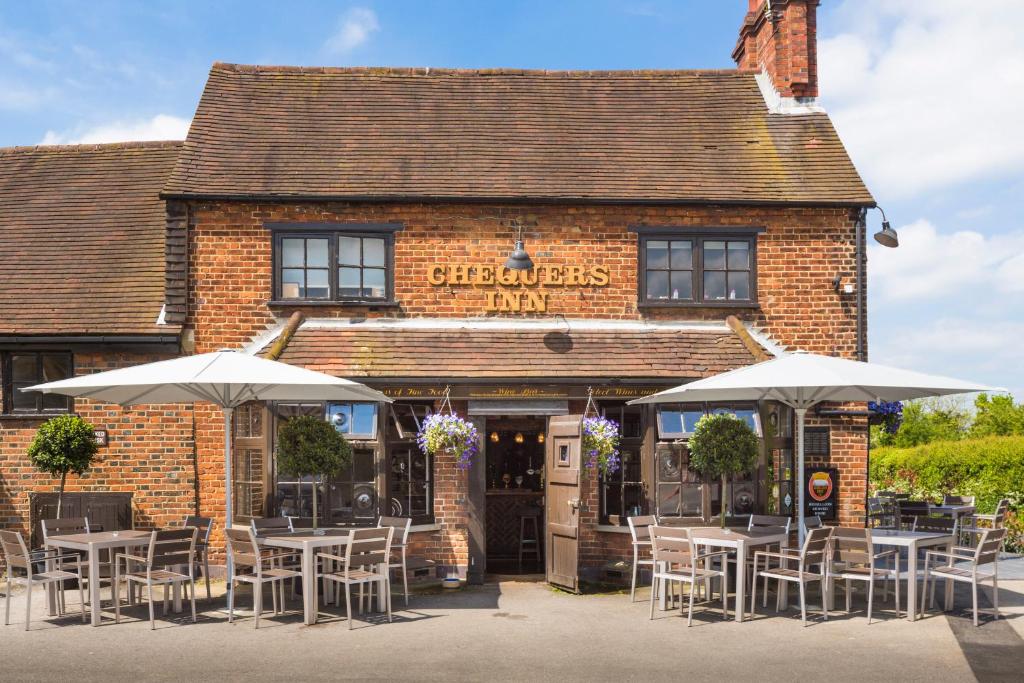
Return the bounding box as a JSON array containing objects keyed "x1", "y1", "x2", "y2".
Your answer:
[{"x1": 427, "y1": 264, "x2": 610, "y2": 312}]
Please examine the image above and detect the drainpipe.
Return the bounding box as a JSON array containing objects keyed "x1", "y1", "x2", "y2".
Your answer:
[{"x1": 855, "y1": 207, "x2": 870, "y2": 524}]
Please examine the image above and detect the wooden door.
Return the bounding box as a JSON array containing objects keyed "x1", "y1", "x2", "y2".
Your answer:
[{"x1": 545, "y1": 415, "x2": 582, "y2": 593}]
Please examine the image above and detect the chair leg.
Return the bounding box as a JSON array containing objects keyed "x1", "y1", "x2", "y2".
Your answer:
[
  {"x1": 402, "y1": 546, "x2": 409, "y2": 608},
  {"x1": 992, "y1": 574, "x2": 1000, "y2": 619},
  {"x1": 148, "y1": 584, "x2": 155, "y2": 631},
  {"x1": 24, "y1": 581, "x2": 31, "y2": 631},
  {"x1": 972, "y1": 581, "x2": 979, "y2": 627},
  {"x1": 750, "y1": 568, "x2": 758, "y2": 618},
  {"x1": 203, "y1": 553, "x2": 211, "y2": 600},
  {"x1": 867, "y1": 578, "x2": 875, "y2": 625},
  {"x1": 799, "y1": 581, "x2": 807, "y2": 627},
  {"x1": 254, "y1": 581, "x2": 262, "y2": 630},
  {"x1": 386, "y1": 575, "x2": 393, "y2": 624},
  {"x1": 345, "y1": 584, "x2": 353, "y2": 630},
  {"x1": 845, "y1": 580, "x2": 851, "y2": 613},
  {"x1": 920, "y1": 568, "x2": 929, "y2": 619},
  {"x1": 631, "y1": 545, "x2": 639, "y2": 603},
  {"x1": 114, "y1": 569, "x2": 122, "y2": 624},
  {"x1": 227, "y1": 579, "x2": 235, "y2": 623},
  {"x1": 721, "y1": 572, "x2": 728, "y2": 620},
  {"x1": 189, "y1": 579, "x2": 197, "y2": 623},
  {"x1": 4, "y1": 572, "x2": 11, "y2": 626},
  {"x1": 686, "y1": 581, "x2": 695, "y2": 627},
  {"x1": 649, "y1": 574, "x2": 657, "y2": 620},
  {"x1": 893, "y1": 558, "x2": 900, "y2": 618},
  {"x1": 822, "y1": 579, "x2": 829, "y2": 621}
]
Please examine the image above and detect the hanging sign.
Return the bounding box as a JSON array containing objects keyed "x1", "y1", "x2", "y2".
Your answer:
[
  {"x1": 427, "y1": 264, "x2": 610, "y2": 313},
  {"x1": 803, "y1": 466, "x2": 839, "y2": 521}
]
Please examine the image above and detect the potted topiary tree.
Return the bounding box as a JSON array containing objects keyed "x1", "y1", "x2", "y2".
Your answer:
[
  {"x1": 688, "y1": 413, "x2": 759, "y2": 529},
  {"x1": 276, "y1": 415, "x2": 352, "y2": 529},
  {"x1": 28, "y1": 414, "x2": 100, "y2": 519}
]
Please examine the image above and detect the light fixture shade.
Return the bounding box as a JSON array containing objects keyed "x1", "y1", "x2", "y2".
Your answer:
[
  {"x1": 514, "y1": 432, "x2": 524, "y2": 444},
  {"x1": 873, "y1": 221, "x2": 899, "y2": 248},
  {"x1": 537, "y1": 433, "x2": 545, "y2": 444},
  {"x1": 490, "y1": 431, "x2": 500, "y2": 443},
  {"x1": 504, "y1": 240, "x2": 534, "y2": 270}
]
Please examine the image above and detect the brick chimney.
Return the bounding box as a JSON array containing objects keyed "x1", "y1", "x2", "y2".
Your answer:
[{"x1": 733, "y1": 0, "x2": 819, "y2": 100}]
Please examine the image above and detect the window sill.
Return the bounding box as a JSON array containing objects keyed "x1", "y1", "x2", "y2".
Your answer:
[
  {"x1": 596, "y1": 524, "x2": 631, "y2": 534},
  {"x1": 637, "y1": 301, "x2": 760, "y2": 310},
  {"x1": 268, "y1": 300, "x2": 401, "y2": 309},
  {"x1": 409, "y1": 522, "x2": 441, "y2": 533},
  {"x1": 0, "y1": 412, "x2": 71, "y2": 421}
]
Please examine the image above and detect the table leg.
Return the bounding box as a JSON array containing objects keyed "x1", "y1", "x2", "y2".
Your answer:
[
  {"x1": 942, "y1": 539, "x2": 954, "y2": 612},
  {"x1": 45, "y1": 551, "x2": 57, "y2": 616},
  {"x1": 906, "y1": 541, "x2": 918, "y2": 622},
  {"x1": 173, "y1": 572, "x2": 183, "y2": 614},
  {"x1": 89, "y1": 549, "x2": 102, "y2": 627},
  {"x1": 302, "y1": 546, "x2": 316, "y2": 626},
  {"x1": 735, "y1": 541, "x2": 746, "y2": 623},
  {"x1": 779, "y1": 536, "x2": 790, "y2": 611}
]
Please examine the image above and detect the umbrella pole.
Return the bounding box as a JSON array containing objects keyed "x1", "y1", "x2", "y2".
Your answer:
[
  {"x1": 223, "y1": 406, "x2": 234, "y2": 600},
  {"x1": 796, "y1": 407, "x2": 807, "y2": 546}
]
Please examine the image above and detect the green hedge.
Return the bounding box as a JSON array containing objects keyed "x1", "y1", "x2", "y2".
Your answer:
[{"x1": 870, "y1": 436, "x2": 1024, "y2": 551}]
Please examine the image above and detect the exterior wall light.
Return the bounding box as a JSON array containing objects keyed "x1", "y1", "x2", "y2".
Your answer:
[
  {"x1": 490, "y1": 431, "x2": 500, "y2": 443},
  {"x1": 514, "y1": 432, "x2": 524, "y2": 444},
  {"x1": 873, "y1": 206, "x2": 899, "y2": 248},
  {"x1": 537, "y1": 433, "x2": 545, "y2": 444},
  {"x1": 504, "y1": 222, "x2": 534, "y2": 270}
]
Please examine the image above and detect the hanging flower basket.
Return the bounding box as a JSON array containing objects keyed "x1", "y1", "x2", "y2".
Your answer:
[
  {"x1": 868, "y1": 400, "x2": 904, "y2": 435},
  {"x1": 583, "y1": 416, "x2": 621, "y2": 477},
  {"x1": 417, "y1": 412, "x2": 479, "y2": 470}
]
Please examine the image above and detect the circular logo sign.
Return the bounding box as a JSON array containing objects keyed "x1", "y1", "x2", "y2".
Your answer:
[{"x1": 808, "y1": 471, "x2": 833, "y2": 502}]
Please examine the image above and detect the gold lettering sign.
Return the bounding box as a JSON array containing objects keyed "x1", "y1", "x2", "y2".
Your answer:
[{"x1": 428, "y1": 264, "x2": 610, "y2": 313}]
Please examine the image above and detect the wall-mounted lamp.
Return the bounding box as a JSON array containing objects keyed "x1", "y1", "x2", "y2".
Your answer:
[
  {"x1": 514, "y1": 432, "x2": 524, "y2": 444},
  {"x1": 832, "y1": 274, "x2": 855, "y2": 295},
  {"x1": 504, "y1": 222, "x2": 534, "y2": 271},
  {"x1": 537, "y1": 433, "x2": 545, "y2": 444},
  {"x1": 490, "y1": 431, "x2": 500, "y2": 443},
  {"x1": 873, "y1": 206, "x2": 899, "y2": 248}
]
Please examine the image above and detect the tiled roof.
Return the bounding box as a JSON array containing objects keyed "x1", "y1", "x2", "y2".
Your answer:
[
  {"x1": 273, "y1": 325, "x2": 759, "y2": 380},
  {"x1": 0, "y1": 141, "x2": 182, "y2": 336},
  {"x1": 165, "y1": 63, "x2": 874, "y2": 206}
]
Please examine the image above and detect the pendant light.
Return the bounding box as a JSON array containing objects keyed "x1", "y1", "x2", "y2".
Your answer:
[
  {"x1": 873, "y1": 207, "x2": 899, "y2": 248},
  {"x1": 504, "y1": 222, "x2": 534, "y2": 271}
]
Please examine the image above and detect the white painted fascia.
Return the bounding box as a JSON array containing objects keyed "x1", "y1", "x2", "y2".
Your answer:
[
  {"x1": 755, "y1": 70, "x2": 825, "y2": 115},
  {"x1": 298, "y1": 317, "x2": 732, "y2": 333},
  {"x1": 242, "y1": 319, "x2": 291, "y2": 355}
]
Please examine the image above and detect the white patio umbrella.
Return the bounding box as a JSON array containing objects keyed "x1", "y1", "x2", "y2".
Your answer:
[
  {"x1": 629, "y1": 351, "x2": 1003, "y2": 542},
  {"x1": 24, "y1": 350, "x2": 392, "y2": 554}
]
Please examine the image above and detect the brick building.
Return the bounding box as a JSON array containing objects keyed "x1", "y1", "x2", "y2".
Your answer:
[{"x1": 1, "y1": 1, "x2": 873, "y2": 584}]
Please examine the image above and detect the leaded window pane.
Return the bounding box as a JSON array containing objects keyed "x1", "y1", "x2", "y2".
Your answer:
[{"x1": 363, "y1": 238, "x2": 386, "y2": 267}]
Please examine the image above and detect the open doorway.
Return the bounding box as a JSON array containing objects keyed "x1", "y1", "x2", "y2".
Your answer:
[{"x1": 484, "y1": 416, "x2": 545, "y2": 575}]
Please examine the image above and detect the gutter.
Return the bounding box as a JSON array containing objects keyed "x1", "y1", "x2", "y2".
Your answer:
[{"x1": 0, "y1": 334, "x2": 180, "y2": 345}]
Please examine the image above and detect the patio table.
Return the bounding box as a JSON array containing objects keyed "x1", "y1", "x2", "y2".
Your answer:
[
  {"x1": 687, "y1": 527, "x2": 791, "y2": 623},
  {"x1": 868, "y1": 529, "x2": 955, "y2": 621},
  {"x1": 928, "y1": 504, "x2": 975, "y2": 524},
  {"x1": 45, "y1": 530, "x2": 155, "y2": 626},
  {"x1": 259, "y1": 529, "x2": 385, "y2": 626}
]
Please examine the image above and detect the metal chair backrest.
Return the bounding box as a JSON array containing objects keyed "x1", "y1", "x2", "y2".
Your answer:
[
  {"x1": 648, "y1": 525, "x2": 694, "y2": 568},
  {"x1": 378, "y1": 516, "x2": 412, "y2": 546},
  {"x1": 143, "y1": 528, "x2": 197, "y2": 570},
  {"x1": 251, "y1": 517, "x2": 293, "y2": 536},
  {"x1": 802, "y1": 515, "x2": 824, "y2": 534},
  {"x1": 799, "y1": 526, "x2": 834, "y2": 568},
  {"x1": 627, "y1": 515, "x2": 658, "y2": 543},
  {"x1": 183, "y1": 516, "x2": 213, "y2": 546},
  {"x1": 0, "y1": 529, "x2": 32, "y2": 571},
  {"x1": 749, "y1": 514, "x2": 792, "y2": 533},
  {"x1": 897, "y1": 500, "x2": 930, "y2": 528},
  {"x1": 345, "y1": 527, "x2": 392, "y2": 570},
  {"x1": 973, "y1": 528, "x2": 1007, "y2": 568},
  {"x1": 224, "y1": 527, "x2": 261, "y2": 569},
  {"x1": 942, "y1": 494, "x2": 975, "y2": 506},
  {"x1": 914, "y1": 516, "x2": 957, "y2": 535},
  {"x1": 993, "y1": 499, "x2": 1010, "y2": 527},
  {"x1": 41, "y1": 517, "x2": 90, "y2": 542},
  {"x1": 831, "y1": 527, "x2": 871, "y2": 566}
]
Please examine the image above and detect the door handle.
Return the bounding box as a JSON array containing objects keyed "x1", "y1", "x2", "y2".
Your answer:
[{"x1": 568, "y1": 498, "x2": 581, "y2": 510}]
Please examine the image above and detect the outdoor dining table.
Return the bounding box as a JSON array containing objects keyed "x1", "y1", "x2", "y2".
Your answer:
[
  {"x1": 869, "y1": 529, "x2": 955, "y2": 622},
  {"x1": 258, "y1": 529, "x2": 385, "y2": 626},
  {"x1": 928, "y1": 503, "x2": 975, "y2": 524},
  {"x1": 45, "y1": 530, "x2": 157, "y2": 626},
  {"x1": 686, "y1": 526, "x2": 791, "y2": 623}
]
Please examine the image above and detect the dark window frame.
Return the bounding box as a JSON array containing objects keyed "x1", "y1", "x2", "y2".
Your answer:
[
  {"x1": 597, "y1": 402, "x2": 647, "y2": 525},
  {"x1": 1, "y1": 350, "x2": 74, "y2": 415},
  {"x1": 632, "y1": 226, "x2": 763, "y2": 308},
  {"x1": 269, "y1": 223, "x2": 403, "y2": 305}
]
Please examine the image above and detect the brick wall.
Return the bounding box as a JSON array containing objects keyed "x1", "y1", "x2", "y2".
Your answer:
[
  {"x1": 181, "y1": 199, "x2": 868, "y2": 569},
  {"x1": 0, "y1": 350, "x2": 196, "y2": 536}
]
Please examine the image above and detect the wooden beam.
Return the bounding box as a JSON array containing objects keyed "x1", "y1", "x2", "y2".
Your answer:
[
  {"x1": 264, "y1": 311, "x2": 305, "y2": 361},
  {"x1": 726, "y1": 315, "x2": 772, "y2": 363}
]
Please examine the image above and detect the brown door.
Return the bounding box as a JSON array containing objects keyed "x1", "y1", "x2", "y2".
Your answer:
[{"x1": 545, "y1": 415, "x2": 583, "y2": 593}]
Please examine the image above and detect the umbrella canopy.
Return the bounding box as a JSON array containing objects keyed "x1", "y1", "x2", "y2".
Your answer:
[
  {"x1": 26, "y1": 350, "x2": 392, "y2": 577},
  {"x1": 629, "y1": 351, "x2": 1003, "y2": 541}
]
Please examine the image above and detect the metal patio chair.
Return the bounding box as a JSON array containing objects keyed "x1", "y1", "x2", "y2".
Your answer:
[
  {"x1": 182, "y1": 516, "x2": 213, "y2": 600},
  {"x1": 942, "y1": 494, "x2": 976, "y2": 507},
  {"x1": 829, "y1": 527, "x2": 900, "y2": 623},
  {"x1": 1, "y1": 529, "x2": 86, "y2": 631},
  {"x1": 627, "y1": 515, "x2": 657, "y2": 602},
  {"x1": 317, "y1": 527, "x2": 394, "y2": 630},
  {"x1": 751, "y1": 526, "x2": 834, "y2": 626},
  {"x1": 897, "y1": 500, "x2": 930, "y2": 530},
  {"x1": 647, "y1": 526, "x2": 729, "y2": 626},
  {"x1": 40, "y1": 517, "x2": 94, "y2": 610},
  {"x1": 921, "y1": 527, "x2": 1008, "y2": 626},
  {"x1": 224, "y1": 527, "x2": 302, "y2": 628},
  {"x1": 113, "y1": 527, "x2": 198, "y2": 630},
  {"x1": 959, "y1": 498, "x2": 1010, "y2": 546},
  {"x1": 378, "y1": 516, "x2": 412, "y2": 607}
]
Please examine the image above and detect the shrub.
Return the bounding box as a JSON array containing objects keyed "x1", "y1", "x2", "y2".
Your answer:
[
  {"x1": 28, "y1": 414, "x2": 99, "y2": 519},
  {"x1": 870, "y1": 435, "x2": 1024, "y2": 550},
  {"x1": 688, "y1": 413, "x2": 759, "y2": 528}
]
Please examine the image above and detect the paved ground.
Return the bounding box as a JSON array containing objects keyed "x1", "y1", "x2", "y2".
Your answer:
[{"x1": 3, "y1": 570, "x2": 1021, "y2": 683}]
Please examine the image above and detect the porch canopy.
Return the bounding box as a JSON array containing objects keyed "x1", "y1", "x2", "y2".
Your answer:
[
  {"x1": 24, "y1": 349, "x2": 391, "y2": 551},
  {"x1": 628, "y1": 351, "x2": 1002, "y2": 541}
]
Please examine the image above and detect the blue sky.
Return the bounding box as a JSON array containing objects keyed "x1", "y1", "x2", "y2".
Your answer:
[{"x1": 2, "y1": 1, "x2": 1022, "y2": 400}]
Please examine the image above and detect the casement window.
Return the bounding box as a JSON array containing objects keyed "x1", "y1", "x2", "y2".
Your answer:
[
  {"x1": 327, "y1": 402, "x2": 378, "y2": 439},
  {"x1": 270, "y1": 223, "x2": 402, "y2": 305},
  {"x1": 634, "y1": 228, "x2": 761, "y2": 306},
  {"x1": 386, "y1": 402, "x2": 435, "y2": 525},
  {"x1": 598, "y1": 403, "x2": 646, "y2": 524},
  {"x1": 656, "y1": 403, "x2": 761, "y2": 439},
  {"x1": 1, "y1": 351, "x2": 73, "y2": 415}
]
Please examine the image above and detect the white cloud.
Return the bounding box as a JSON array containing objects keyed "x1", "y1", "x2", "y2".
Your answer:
[
  {"x1": 819, "y1": 0, "x2": 1024, "y2": 199},
  {"x1": 324, "y1": 7, "x2": 379, "y2": 54},
  {"x1": 869, "y1": 219, "x2": 1024, "y2": 302},
  {"x1": 39, "y1": 114, "x2": 190, "y2": 145}
]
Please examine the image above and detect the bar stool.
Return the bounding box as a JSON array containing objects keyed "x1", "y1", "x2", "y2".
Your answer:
[{"x1": 518, "y1": 508, "x2": 542, "y2": 572}]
